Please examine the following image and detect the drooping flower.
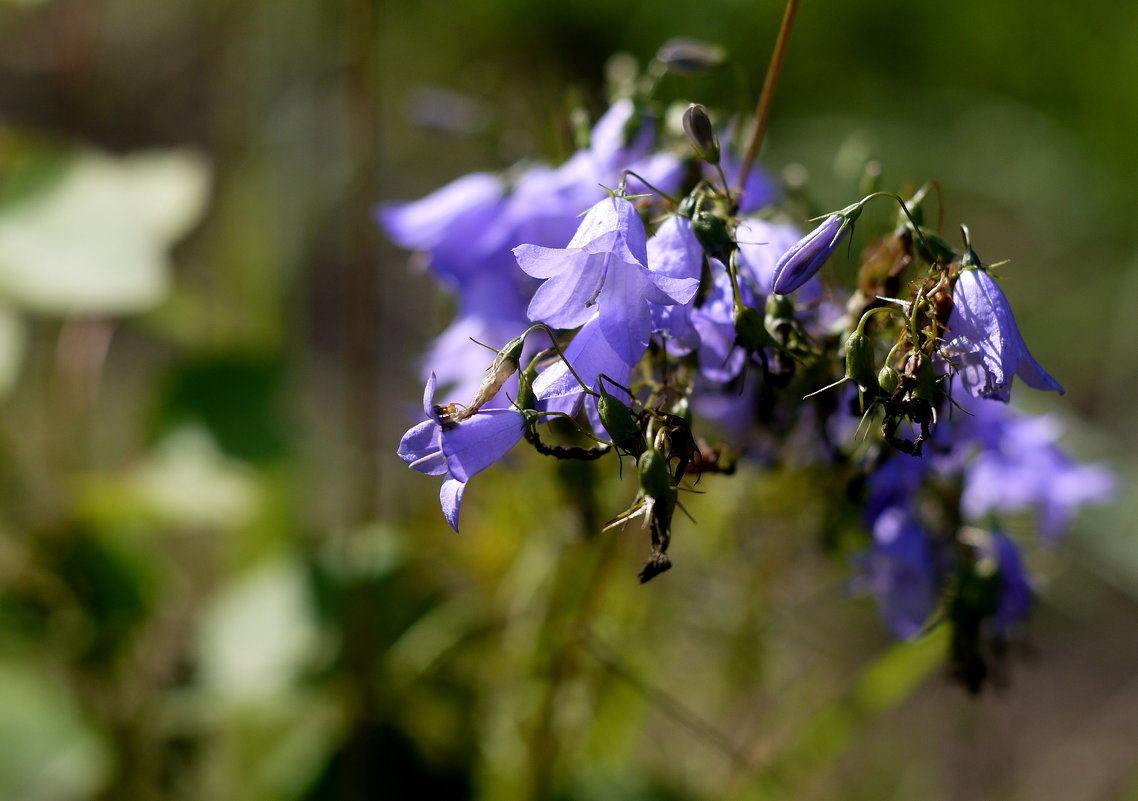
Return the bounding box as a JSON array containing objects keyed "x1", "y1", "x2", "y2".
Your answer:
[
  {"x1": 397, "y1": 374, "x2": 525, "y2": 531},
  {"x1": 531, "y1": 313, "x2": 633, "y2": 433},
  {"x1": 513, "y1": 196, "x2": 697, "y2": 365},
  {"x1": 647, "y1": 214, "x2": 704, "y2": 354},
  {"x1": 770, "y1": 213, "x2": 850, "y2": 295},
  {"x1": 941, "y1": 266, "x2": 1064, "y2": 402}
]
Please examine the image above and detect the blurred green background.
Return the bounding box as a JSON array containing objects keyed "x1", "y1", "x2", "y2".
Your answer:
[{"x1": 0, "y1": 0, "x2": 1134, "y2": 799}]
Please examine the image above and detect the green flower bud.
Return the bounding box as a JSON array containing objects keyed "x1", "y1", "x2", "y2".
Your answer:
[
  {"x1": 597, "y1": 388, "x2": 643, "y2": 455},
  {"x1": 682, "y1": 103, "x2": 720, "y2": 165},
  {"x1": 637, "y1": 447, "x2": 673, "y2": 501},
  {"x1": 844, "y1": 330, "x2": 878, "y2": 393},
  {"x1": 691, "y1": 209, "x2": 733, "y2": 262},
  {"x1": 877, "y1": 364, "x2": 901, "y2": 396},
  {"x1": 515, "y1": 365, "x2": 537, "y2": 411},
  {"x1": 733, "y1": 305, "x2": 773, "y2": 353}
]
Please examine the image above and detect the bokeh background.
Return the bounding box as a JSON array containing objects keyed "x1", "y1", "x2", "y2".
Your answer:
[{"x1": 0, "y1": 0, "x2": 1134, "y2": 799}]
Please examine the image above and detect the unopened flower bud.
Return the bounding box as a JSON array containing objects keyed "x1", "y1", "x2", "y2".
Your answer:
[
  {"x1": 844, "y1": 330, "x2": 878, "y2": 393},
  {"x1": 637, "y1": 447, "x2": 673, "y2": 501},
  {"x1": 733, "y1": 305, "x2": 773, "y2": 354},
  {"x1": 597, "y1": 388, "x2": 643, "y2": 456},
  {"x1": 877, "y1": 365, "x2": 901, "y2": 396},
  {"x1": 691, "y1": 209, "x2": 733, "y2": 261},
  {"x1": 657, "y1": 38, "x2": 726, "y2": 75},
  {"x1": 682, "y1": 104, "x2": 720, "y2": 166},
  {"x1": 515, "y1": 364, "x2": 537, "y2": 411},
  {"x1": 771, "y1": 209, "x2": 860, "y2": 295}
]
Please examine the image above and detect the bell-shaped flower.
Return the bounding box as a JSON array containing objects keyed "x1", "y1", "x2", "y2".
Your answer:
[
  {"x1": 770, "y1": 213, "x2": 850, "y2": 295},
  {"x1": 647, "y1": 215, "x2": 704, "y2": 353},
  {"x1": 531, "y1": 313, "x2": 633, "y2": 440},
  {"x1": 513, "y1": 196, "x2": 697, "y2": 365},
  {"x1": 397, "y1": 374, "x2": 525, "y2": 532},
  {"x1": 942, "y1": 267, "x2": 1064, "y2": 402}
]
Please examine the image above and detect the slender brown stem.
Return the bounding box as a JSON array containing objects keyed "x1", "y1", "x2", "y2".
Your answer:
[{"x1": 737, "y1": 0, "x2": 802, "y2": 198}]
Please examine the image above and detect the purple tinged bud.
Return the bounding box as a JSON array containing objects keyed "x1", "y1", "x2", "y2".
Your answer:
[
  {"x1": 770, "y1": 213, "x2": 849, "y2": 295},
  {"x1": 682, "y1": 104, "x2": 720, "y2": 165}
]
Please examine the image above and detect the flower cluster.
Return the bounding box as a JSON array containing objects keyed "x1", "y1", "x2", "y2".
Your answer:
[{"x1": 382, "y1": 52, "x2": 1111, "y2": 690}]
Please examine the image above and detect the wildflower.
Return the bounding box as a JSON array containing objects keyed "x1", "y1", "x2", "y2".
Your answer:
[
  {"x1": 397, "y1": 374, "x2": 525, "y2": 531},
  {"x1": 530, "y1": 313, "x2": 633, "y2": 438},
  {"x1": 942, "y1": 265, "x2": 1064, "y2": 402},
  {"x1": 770, "y1": 212, "x2": 851, "y2": 295},
  {"x1": 513, "y1": 196, "x2": 697, "y2": 365}
]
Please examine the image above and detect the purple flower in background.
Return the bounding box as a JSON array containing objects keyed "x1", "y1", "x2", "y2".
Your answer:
[
  {"x1": 991, "y1": 532, "x2": 1033, "y2": 635},
  {"x1": 397, "y1": 374, "x2": 525, "y2": 531},
  {"x1": 942, "y1": 267, "x2": 1064, "y2": 402},
  {"x1": 514, "y1": 196, "x2": 697, "y2": 364},
  {"x1": 859, "y1": 507, "x2": 938, "y2": 639},
  {"x1": 770, "y1": 213, "x2": 849, "y2": 295},
  {"x1": 954, "y1": 395, "x2": 1114, "y2": 540},
  {"x1": 378, "y1": 172, "x2": 508, "y2": 288}
]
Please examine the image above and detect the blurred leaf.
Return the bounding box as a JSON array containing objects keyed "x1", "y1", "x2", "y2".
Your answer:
[
  {"x1": 0, "y1": 662, "x2": 109, "y2": 800},
  {"x1": 0, "y1": 149, "x2": 210, "y2": 314},
  {"x1": 78, "y1": 426, "x2": 260, "y2": 531},
  {"x1": 197, "y1": 555, "x2": 321, "y2": 703},
  {"x1": 154, "y1": 354, "x2": 290, "y2": 463},
  {"x1": 0, "y1": 303, "x2": 25, "y2": 398}
]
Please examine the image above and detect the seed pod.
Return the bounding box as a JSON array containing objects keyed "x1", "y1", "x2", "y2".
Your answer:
[
  {"x1": 597, "y1": 389, "x2": 643, "y2": 456},
  {"x1": 877, "y1": 364, "x2": 901, "y2": 397},
  {"x1": 844, "y1": 330, "x2": 878, "y2": 393},
  {"x1": 691, "y1": 209, "x2": 733, "y2": 262},
  {"x1": 733, "y1": 305, "x2": 773, "y2": 354},
  {"x1": 637, "y1": 448, "x2": 673, "y2": 501},
  {"x1": 449, "y1": 333, "x2": 525, "y2": 422}
]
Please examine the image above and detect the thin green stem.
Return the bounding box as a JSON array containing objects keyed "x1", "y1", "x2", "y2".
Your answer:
[
  {"x1": 621, "y1": 170, "x2": 678, "y2": 205},
  {"x1": 738, "y1": 0, "x2": 801, "y2": 197},
  {"x1": 526, "y1": 324, "x2": 601, "y2": 399}
]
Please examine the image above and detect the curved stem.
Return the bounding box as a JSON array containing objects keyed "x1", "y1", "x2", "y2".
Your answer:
[
  {"x1": 526, "y1": 323, "x2": 601, "y2": 399},
  {"x1": 621, "y1": 170, "x2": 678, "y2": 205}
]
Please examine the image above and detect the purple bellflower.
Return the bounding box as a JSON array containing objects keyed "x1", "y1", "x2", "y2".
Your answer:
[
  {"x1": 397, "y1": 374, "x2": 525, "y2": 532},
  {"x1": 531, "y1": 313, "x2": 632, "y2": 422},
  {"x1": 513, "y1": 196, "x2": 698, "y2": 365},
  {"x1": 770, "y1": 213, "x2": 851, "y2": 295},
  {"x1": 647, "y1": 214, "x2": 704, "y2": 354},
  {"x1": 941, "y1": 266, "x2": 1064, "y2": 402}
]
